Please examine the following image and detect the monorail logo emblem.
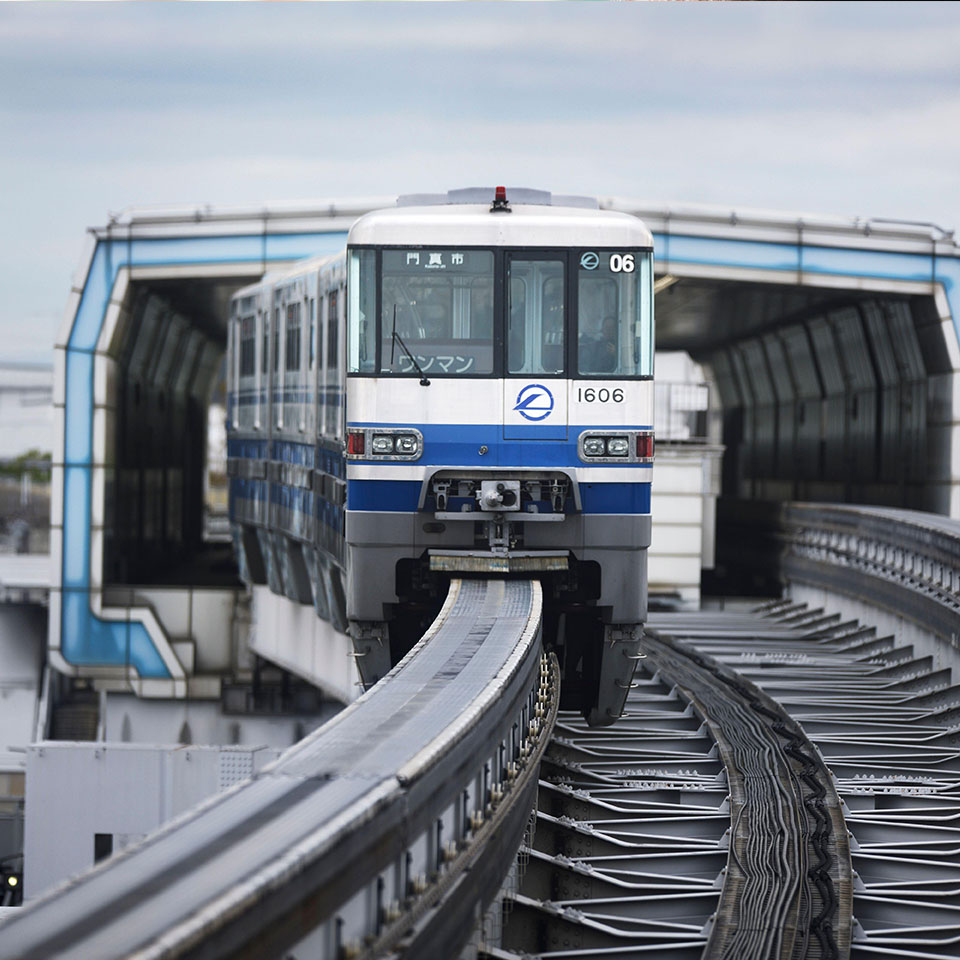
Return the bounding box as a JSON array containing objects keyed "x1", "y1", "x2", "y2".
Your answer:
[
  {"x1": 514, "y1": 384, "x2": 554, "y2": 421},
  {"x1": 580, "y1": 252, "x2": 599, "y2": 270}
]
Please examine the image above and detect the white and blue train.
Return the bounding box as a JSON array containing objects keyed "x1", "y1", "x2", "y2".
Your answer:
[{"x1": 227, "y1": 187, "x2": 654, "y2": 724}]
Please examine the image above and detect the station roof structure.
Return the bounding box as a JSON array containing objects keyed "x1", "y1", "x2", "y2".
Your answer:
[{"x1": 51, "y1": 191, "x2": 960, "y2": 695}]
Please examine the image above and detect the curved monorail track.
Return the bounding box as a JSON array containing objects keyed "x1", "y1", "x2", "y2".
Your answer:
[
  {"x1": 1, "y1": 578, "x2": 558, "y2": 960},
  {"x1": 7, "y1": 506, "x2": 960, "y2": 958}
]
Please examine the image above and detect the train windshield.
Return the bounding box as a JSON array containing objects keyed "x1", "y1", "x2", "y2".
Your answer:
[
  {"x1": 508, "y1": 257, "x2": 565, "y2": 375},
  {"x1": 577, "y1": 251, "x2": 653, "y2": 377},
  {"x1": 379, "y1": 249, "x2": 495, "y2": 376},
  {"x1": 347, "y1": 246, "x2": 653, "y2": 378}
]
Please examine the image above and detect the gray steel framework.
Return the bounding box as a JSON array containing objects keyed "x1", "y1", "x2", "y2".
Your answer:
[{"x1": 498, "y1": 604, "x2": 960, "y2": 959}]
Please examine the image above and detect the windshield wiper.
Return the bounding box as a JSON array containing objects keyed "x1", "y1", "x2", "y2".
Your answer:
[{"x1": 391, "y1": 304, "x2": 430, "y2": 386}]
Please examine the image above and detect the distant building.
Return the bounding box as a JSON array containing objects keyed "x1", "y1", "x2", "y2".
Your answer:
[{"x1": 0, "y1": 364, "x2": 52, "y2": 459}]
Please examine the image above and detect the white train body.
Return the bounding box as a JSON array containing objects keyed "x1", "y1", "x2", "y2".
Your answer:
[{"x1": 227, "y1": 188, "x2": 654, "y2": 723}]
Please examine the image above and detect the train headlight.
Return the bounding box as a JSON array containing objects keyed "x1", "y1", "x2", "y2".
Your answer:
[
  {"x1": 606, "y1": 437, "x2": 629, "y2": 457},
  {"x1": 395, "y1": 435, "x2": 420, "y2": 455},
  {"x1": 578, "y1": 430, "x2": 652, "y2": 463},
  {"x1": 582, "y1": 437, "x2": 606, "y2": 457},
  {"x1": 346, "y1": 427, "x2": 423, "y2": 460}
]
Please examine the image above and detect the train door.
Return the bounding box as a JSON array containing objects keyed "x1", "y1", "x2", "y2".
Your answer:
[{"x1": 502, "y1": 252, "x2": 568, "y2": 440}]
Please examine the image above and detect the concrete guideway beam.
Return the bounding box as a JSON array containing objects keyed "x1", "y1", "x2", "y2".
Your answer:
[{"x1": 1, "y1": 578, "x2": 557, "y2": 960}]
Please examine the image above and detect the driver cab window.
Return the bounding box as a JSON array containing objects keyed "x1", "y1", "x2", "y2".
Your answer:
[
  {"x1": 508, "y1": 259, "x2": 565, "y2": 375},
  {"x1": 578, "y1": 276, "x2": 619, "y2": 373},
  {"x1": 379, "y1": 249, "x2": 494, "y2": 376}
]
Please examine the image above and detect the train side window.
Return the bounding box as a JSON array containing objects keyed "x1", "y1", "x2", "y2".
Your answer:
[
  {"x1": 274, "y1": 303, "x2": 283, "y2": 429},
  {"x1": 317, "y1": 293, "x2": 328, "y2": 436},
  {"x1": 239, "y1": 316, "x2": 256, "y2": 377},
  {"x1": 348, "y1": 249, "x2": 376, "y2": 373},
  {"x1": 261, "y1": 312, "x2": 269, "y2": 375},
  {"x1": 327, "y1": 290, "x2": 339, "y2": 372},
  {"x1": 273, "y1": 307, "x2": 280, "y2": 373},
  {"x1": 326, "y1": 290, "x2": 340, "y2": 437},
  {"x1": 285, "y1": 303, "x2": 301, "y2": 372}
]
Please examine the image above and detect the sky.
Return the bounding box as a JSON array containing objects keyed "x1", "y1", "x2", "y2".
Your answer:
[{"x1": 1, "y1": 0, "x2": 959, "y2": 364}]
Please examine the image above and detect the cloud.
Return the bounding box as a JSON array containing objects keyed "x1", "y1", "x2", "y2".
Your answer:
[
  {"x1": 1, "y1": 0, "x2": 958, "y2": 361},
  {"x1": 3, "y1": 3, "x2": 957, "y2": 116}
]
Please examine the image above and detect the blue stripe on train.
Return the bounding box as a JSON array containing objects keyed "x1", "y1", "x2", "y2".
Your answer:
[
  {"x1": 346, "y1": 479, "x2": 650, "y2": 514},
  {"x1": 347, "y1": 480, "x2": 422, "y2": 512},
  {"x1": 580, "y1": 481, "x2": 651, "y2": 514}
]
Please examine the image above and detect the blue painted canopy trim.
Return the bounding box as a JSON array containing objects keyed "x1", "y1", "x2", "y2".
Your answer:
[
  {"x1": 58, "y1": 217, "x2": 960, "y2": 681},
  {"x1": 654, "y1": 232, "x2": 960, "y2": 341},
  {"x1": 58, "y1": 230, "x2": 348, "y2": 679},
  {"x1": 61, "y1": 592, "x2": 168, "y2": 677}
]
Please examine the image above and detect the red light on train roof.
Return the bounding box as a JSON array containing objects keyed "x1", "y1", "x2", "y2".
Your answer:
[{"x1": 491, "y1": 186, "x2": 511, "y2": 213}]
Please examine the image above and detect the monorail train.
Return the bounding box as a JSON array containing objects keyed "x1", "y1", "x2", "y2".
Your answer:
[{"x1": 226, "y1": 187, "x2": 654, "y2": 725}]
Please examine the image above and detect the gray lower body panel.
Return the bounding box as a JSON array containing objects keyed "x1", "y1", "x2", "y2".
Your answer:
[{"x1": 345, "y1": 509, "x2": 651, "y2": 623}]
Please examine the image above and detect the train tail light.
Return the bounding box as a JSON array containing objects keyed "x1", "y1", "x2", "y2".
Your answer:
[
  {"x1": 347, "y1": 429, "x2": 365, "y2": 456},
  {"x1": 636, "y1": 432, "x2": 654, "y2": 461}
]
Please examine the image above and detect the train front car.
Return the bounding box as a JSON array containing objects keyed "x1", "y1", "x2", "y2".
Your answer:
[{"x1": 345, "y1": 187, "x2": 654, "y2": 725}]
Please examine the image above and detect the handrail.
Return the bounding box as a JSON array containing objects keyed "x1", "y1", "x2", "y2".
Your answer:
[
  {"x1": 0, "y1": 578, "x2": 557, "y2": 960},
  {"x1": 780, "y1": 502, "x2": 960, "y2": 652}
]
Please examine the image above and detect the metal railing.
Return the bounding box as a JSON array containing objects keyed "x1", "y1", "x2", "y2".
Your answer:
[
  {"x1": 781, "y1": 502, "x2": 960, "y2": 653},
  {"x1": 655, "y1": 381, "x2": 712, "y2": 443}
]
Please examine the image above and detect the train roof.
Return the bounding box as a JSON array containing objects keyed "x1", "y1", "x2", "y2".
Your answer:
[
  {"x1": 230, "y1": 251, "x2": 344, "y2": 303},
  {"x1": 348, "y1": 187, "x2": 654, "y2": 250}
]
